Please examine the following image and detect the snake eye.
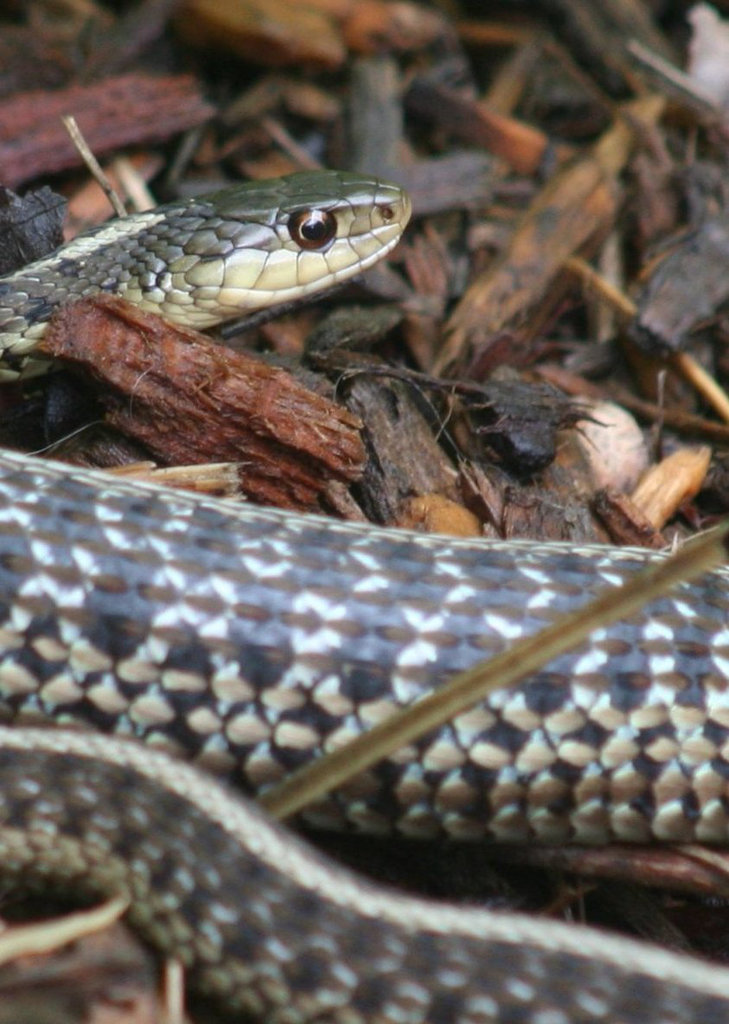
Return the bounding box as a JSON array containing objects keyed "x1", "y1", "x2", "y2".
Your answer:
[{"x1": 288, "y1": 209, "x2": 337, "y2": 251}]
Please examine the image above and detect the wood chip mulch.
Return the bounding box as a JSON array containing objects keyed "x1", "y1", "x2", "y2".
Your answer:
[{"x1": 3, "y1": 0, "x2": 729, "y2": 1018}]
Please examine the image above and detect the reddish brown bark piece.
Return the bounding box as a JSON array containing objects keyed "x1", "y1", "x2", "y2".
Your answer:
[
  {"x1": 42, "y1": 296, "x2": 365, "y2": 511},
  {"x1": 0, "y1": 74, "x2": 213, "y2": 188},
  {"x1": 592, "y1": 490, "x2": 666, "y2": 549},
  {"x1": 177, "y1": 0, "x2": 348, "y2": 68},
  {"x1": 177, "y1": 0, "x2": 441, "y2": 69}
]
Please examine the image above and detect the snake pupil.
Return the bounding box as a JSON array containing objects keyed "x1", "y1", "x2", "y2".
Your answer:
[{"x1": 289, "y1": 209, "x2": 337, "y2": 250}]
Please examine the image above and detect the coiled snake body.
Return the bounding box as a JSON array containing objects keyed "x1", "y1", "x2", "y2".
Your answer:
[{"x1": 0, "y1": 172, "x2": 728, "y2": 1021}]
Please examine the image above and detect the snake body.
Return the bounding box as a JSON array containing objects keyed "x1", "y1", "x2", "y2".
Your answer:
[
  {"x1": 4, "y1": 724, "x2": 729, "y2": 1024},
  {"x1": 1, "y1": 171, "x2": 729, "y2": 1019},
  {"x1": 0, "y1": 449, "x2": 729, "y2": 848},
  {"x1": 0, "y1": 453, "x2": 728, "y2": 1021}
]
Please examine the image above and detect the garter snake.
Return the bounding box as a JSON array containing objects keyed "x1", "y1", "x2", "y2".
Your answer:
[
  {"x1": 0, "y1": 452, "x2": 727, "y2": 1021},
  {"x1": 0, "y1": 172, "x2": 728, "y2": 1020},
  {"x1": 0, "y1": 170, "x2": 410, "y2": 379}
]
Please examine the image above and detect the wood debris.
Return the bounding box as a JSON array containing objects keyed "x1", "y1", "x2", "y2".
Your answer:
[
  {"x1": 5, "y1": 0, "x2": 729, "y2": 1000},
  {"x1": 42, "y1": 296, "x2": 365, "y2": 511}
]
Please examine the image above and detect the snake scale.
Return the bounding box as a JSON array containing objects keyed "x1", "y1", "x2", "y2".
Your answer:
[{"x1": 0, "y1": 170, "x2": 729, "y2": 1021}]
